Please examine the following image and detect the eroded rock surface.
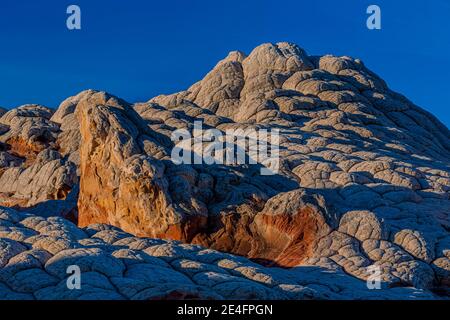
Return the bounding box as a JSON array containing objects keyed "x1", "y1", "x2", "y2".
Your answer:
[
  {"x1": 0, "y1": 105, "x2": 77, "y2": 212},
  {"x1": 0, "y1": 207, "x2": 438, "y2": 300},
  {"x1": 0, "y1": 42, "x2": 449, "y2": 299},
  {"x1": 76, "y1": 91, "x2": 209, "y2": 240}
]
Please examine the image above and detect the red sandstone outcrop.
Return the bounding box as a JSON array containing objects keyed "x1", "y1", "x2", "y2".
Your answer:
[
  {"x1": 76, "y1": 91, "x2": 209, "y2": 240},
  {"x1": 190, "y1": 189, "x2": 337, "y2": 267}
]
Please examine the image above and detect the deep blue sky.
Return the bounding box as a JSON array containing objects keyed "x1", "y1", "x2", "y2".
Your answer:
[{"x1": 0, "y1": 0, "x2": 449, "y2": 127}]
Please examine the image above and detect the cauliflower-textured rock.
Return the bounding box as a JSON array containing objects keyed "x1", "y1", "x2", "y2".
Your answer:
[
  {"x1": 0, "y1": 104, "x2": 78, "y2": 213},
  {"x1": 0, "y1": 208, "x2": 439, "y2": 300},
  {"x1": 0, "y1": 42, "x2": 449, "y2": 299}
]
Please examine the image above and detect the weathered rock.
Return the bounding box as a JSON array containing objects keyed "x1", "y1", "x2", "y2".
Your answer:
[
  {"x1": 122, "y1": 182, "x2": 331, "y2": 268},
  {"x1": 0, "y1": 149, "x2": 77, "y2": 208},
  {"x1": 76, "y1": 91, "x2": 208, "y2": 240},
  {"x1": 0, "y1": 42, "x2": 449, "y2": 299},
  {"x1": 0, "y1": 104, "x2": 78, "y2": 209},
  {"x1": 0, "y1": 208, "x2": 439, "y2": 300}
]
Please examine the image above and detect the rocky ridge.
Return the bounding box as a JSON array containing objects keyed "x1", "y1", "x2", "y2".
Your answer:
[{"x1": 0, "y1": 42, "x2": 449, "y2": 299}]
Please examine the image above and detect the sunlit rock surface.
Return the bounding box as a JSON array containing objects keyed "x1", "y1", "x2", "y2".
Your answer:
[{"x1": 0, "y1": 42, "x2": 449, "y2": 299}]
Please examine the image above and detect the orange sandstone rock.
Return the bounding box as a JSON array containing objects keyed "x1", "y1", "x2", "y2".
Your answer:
[{"x1": 76, "y1": 91, "x2": 208, "y2": 240}]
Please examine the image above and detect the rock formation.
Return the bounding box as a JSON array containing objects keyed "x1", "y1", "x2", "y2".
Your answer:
[
  {"x1": 0, "y1": 207, "x2": 437, "y2": 300},
  {"x1": 0, "y1": 105, "x2": 77, "y2": 212},
  {"x1": 0, "y1": 42, "x2": 449, "y2": 299}
]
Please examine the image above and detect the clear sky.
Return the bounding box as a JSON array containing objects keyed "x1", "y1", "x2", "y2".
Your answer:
[{"x1": 0, "y1": 0, "x2": 449, "y2": 128}]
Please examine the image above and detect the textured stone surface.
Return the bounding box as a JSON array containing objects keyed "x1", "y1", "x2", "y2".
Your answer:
[
  {"x1": 0, "y1": 42, "x2": 449, "y2": 299},
  {"x1": 75, "y1": 91, "x2": 213, "y2": 242},
  {"x1": 0, "y1": 207, "x2": 439, "y2": 300},
  {"x1": 0, "y1": 104, "x2": 78, "y2": 215}
]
